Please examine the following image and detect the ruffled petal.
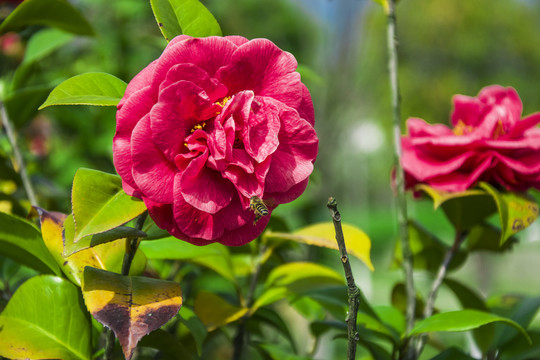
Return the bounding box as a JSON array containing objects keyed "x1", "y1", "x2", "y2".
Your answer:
[
  {"x1": 216, "y1": 38, "x2": 302, "y2": 108},
  {"x1": 178, "y1": 150, "x2": 234, "y2": 214},
  {"x1": 264, "y1": 108, "x2": 318, "y2": 193},
  {"x1": 153, "y1": 36, "x2": 239, "y2": 83},
  {"x1": 131, "y1": 115, "x2": 177, "y2": 203}
]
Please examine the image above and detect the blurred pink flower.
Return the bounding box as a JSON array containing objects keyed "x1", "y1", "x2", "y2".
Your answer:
[
  {"x1": 402, "y1": 85, "x2": 540, "y2": 192},
  {"x1": 113, "y1": 35, "x2": 318, "y2": 246}
]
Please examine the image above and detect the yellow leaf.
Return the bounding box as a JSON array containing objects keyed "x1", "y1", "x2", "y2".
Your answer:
[
  {"x1": 194, "y1": 291, "x2": 248, "y2": 331},
  {"x1": 82, "y1": 267, "x2": 182, "y2": 360},
  {"x1": 38, "y1": 208, "x2": 146, "y2": 286},
  {"x1": 266, "y1": 222, "x2": 374, "y2": 271}
]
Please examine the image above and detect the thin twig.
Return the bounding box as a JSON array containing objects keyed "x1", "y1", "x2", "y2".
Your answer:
[
  {"x1": 327, "y1": 197, "x2": 360, "y2": 360},
  {"x1": 416, "y1": 230, "x2": 467, "y2": 355},
  {"x1": 0, "y1": 103, "x2": 38, "y2": 207},
  {"x1": 386, "y1": 0, "x2": 416, "y2": 347},
  {"x1": 232, "y1": 239, "x2": 266, "y2": 360},
  {"x1": 104, "y1": 211, "x2": 148, "y2": 360}
]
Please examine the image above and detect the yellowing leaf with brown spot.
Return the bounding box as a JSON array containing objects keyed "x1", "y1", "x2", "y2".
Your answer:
[
  {"x1": 194, "y1": 291, "x2": 247, "y2": 331},
  {"x1": 82, "y1": 267, "x2": 182, "y2": 360},
  {"x1": 265, "y1": 222, "x2": 373, "y2": 271},
  {"x1": 37, "y1": 208, "x2": 146, "y2": 286}
]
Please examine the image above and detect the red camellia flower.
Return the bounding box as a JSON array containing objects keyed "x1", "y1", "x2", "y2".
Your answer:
[
  {"x1": 113, "y1": 35, "x2": 318, "y2": 246},
  {"x1": 402, "y1": 85, "x2": 540, "y2": 192}
]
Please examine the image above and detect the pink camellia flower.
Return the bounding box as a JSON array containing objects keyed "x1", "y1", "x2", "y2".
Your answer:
[
  {"x1": 113, "y1": 35, "x2": 318, "y2": 246},
  {"x1": 402, "y1": 85, "x2": 540, "y2": 192}
]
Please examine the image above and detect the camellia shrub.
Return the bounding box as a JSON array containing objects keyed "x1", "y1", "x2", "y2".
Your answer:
[{"x1": 0, "y1": 1, "x2": 539, "y2": 360}]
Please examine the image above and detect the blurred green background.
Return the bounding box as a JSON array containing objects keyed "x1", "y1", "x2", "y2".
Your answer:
[{"x1": 2, "y1": 0, "x2": 540, "y2": 357}]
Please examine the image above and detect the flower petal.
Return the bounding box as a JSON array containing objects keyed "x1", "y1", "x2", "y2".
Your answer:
[
  {"x1": 131, "y1": 115, "x2": 177, "y2": 203},
  {"x1": 178, "y1": 150, "x2": 234, "y2": 214},
  {"x1": 216, "y1": 38, "x2": 302, "y2": 108},
  {"x1": 264, "y1": 108, "x2": 318, "y2": 193}
]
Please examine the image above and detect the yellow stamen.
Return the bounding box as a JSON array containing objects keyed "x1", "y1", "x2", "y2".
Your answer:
[
  {"x1": 492, "y1": 120, "x2": 506, "y2": 139},
  {"x1": 453, "y1": 120, "x2": 474, "y2": 136}
]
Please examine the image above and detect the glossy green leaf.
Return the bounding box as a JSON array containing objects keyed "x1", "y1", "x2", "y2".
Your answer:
[
  {"x1": 356, "y1": 312, "x2": 398, "y2": 344},
  {"x1": 39, "y1": 73, "x2": 127, "y2": 109},
  {"x1": 499, "y1": 330, "x2": 540, "y2": 360},
  {"x1": 395, "y1": 220, "x2": 467, "y2": 272},
  {"x1": 444, "y1": 277, "x2": 488, "y2": 311},
  {"x1": 39, "y1": 209, "x2": 146, "y2": 287},
  {"x1": 492, "y1": 296, "x2": 540, "y2": 350},
  {"x1": 443, "y1": 277, "x2": 493, "y2": 351},
  {"x1": 4, "y1": 86, "x2": 52, "y2": 126},
  {"x1": 253, "y1": 262, "x2": 344, "y2": 310},
  {"x1": 150, "y1": 0, "x2": 222, "y2": 41},
  {"x1": 417, "y1": 184, "x2": 497, "y2": 230},
  {"x1": 0, "y1": 211, "x2": 61, "y2": 275},
  {"x1": 466, "y1": 223, "x2": 517, "y2": 253},
  {"x1": 479, "y1": 182, "x2": 539, "y2": 245},
  {"x1": 23, "y1": 28, "x2": 74, "y2": 65},
  {"x1": 252, "y1": 307, "x2": 297, "y2": 353},
  {"x1": 139, "y1": 237, "x2": 235, "y2": 282},
  {"x1": 82, "y1": 267, "x2": 182, "y2": 360},
  {"x1": 178, "y1": 306, "x2": 207, "y2": 355},
  {"x1": 0, "y1": 275, "x2": 91, "y2": 360},
  {"x1": 0, "y1": 0, "x2": 94, "y2": 36},
  {"x1": 70, "y1": 168, "x2": 146, "y2": 243},
  {"x1": 409, "y1": 309, "x2": 530, "y2": 344},
  {"x1": 265, "y1": 222, "x2": 373, "y2": 271},
  {"x1": 374, "y1": 305, "x2": 406, "y2": 336}
]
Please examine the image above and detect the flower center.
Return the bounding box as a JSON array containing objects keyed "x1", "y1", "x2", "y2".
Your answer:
[
  {"x1": 190, "y1": 121, "x2": 206, "y2": 133},
  {"x1": 453, "y1": 120, "x2": 474, "y2": 136}
]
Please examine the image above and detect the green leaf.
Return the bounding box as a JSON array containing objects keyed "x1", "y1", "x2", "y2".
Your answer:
[
  {"x1": 265, "y1": 222, "x2": 373, "y2": 271},
  {"x1": 178, "y1": 307, "x2": 207, "y2": 356},
  {"x1": 70, "y1": 168, "x2": 146, "y2": 243},
  {"x1": 82, "y1": 267, "x2": 182, "y2": 360},
  {"x1": 193, "y1": 291, "x2": 247, "y2": 331},
  {"x1": 492, "y1": 296, "x2": 540, "y2": 349},
  {"x1": 0, "y1": 211, "x2": 61, "y2": 276},
  {"x1": 374, "y1": 305, "x2": 406, "y2": 336},
  {"x1": 39, "y1": 73, "x2": 127, "y2": 109},
  {"x1": 0, "y1": 275, "x2": 91, "y2": 360},
  {"x1": 356, "y1": 312, "x2": 398, "y2": 344},
  {"x1": 252, "y1": 308, "x2": 297, "y2": 353},
  {"x1": 150, "y1": 0, "x2": 222, "y2": 41},
  {"x1": 140, "y1": 237, "x2": 235, "y2": 282},
  {"x1": 417, "y1": 184, "x2": 497, "y2": 230},
  {"x1": 395, "y1": 220, "x2": 467, "y2": 272},
  {"x1": 443, "y1": 277, "x2": 493, "y2": 351},
  {"x1": 499, "y1": 330, "x2": 540, "y2": 360},
  {"x1": 430, "y1": 347, "x2": 477, "y2": 360},
  {"x1": 466, "y1": 223, "x2": 517, "y2": 253},
  {"x1": 252, "y1": 262, "x2": 345, "y2": 310},
  {"x1": 409, "y1": 309, "x2": 531, "y2": 344},
  {"x1": 443, "y1": 277, "x2": 488, "y2": 311},
  {"x1": 23, "y1": 28, "x2": 74, "y2": 65},
  {"x1": 479, "y1": 182, "x2": 539, "y2": 245},
  {"x1": 0, "y1": 0, "x2": 94, "y2": 36}
]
